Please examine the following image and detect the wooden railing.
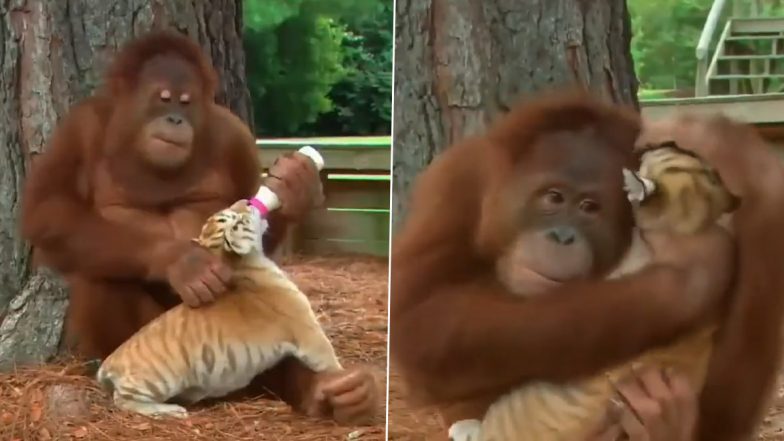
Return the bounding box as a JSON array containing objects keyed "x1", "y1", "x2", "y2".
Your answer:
[
  {"x1": 695, "y1": 0, "x2": 784, "y2": 96},
  {"x1": 256, "y1": 136, "x2": 391, "y2": 257},
  {"x1": 696, "y1": 0, "x2": 730, "y2": 96}
]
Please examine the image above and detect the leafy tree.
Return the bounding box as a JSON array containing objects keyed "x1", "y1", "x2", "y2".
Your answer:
[
  {"x1": 628, "y1": 0, "x2": 784, "y2": 96},
  {"x1": 244, "y1": 1, "x2": 343, "y2": 136},
  {"x1": 243, "y1": 0, "x2": 388, "y2": 137},
  {"x1": 304, "y1": 0, "x2": 394, "y2": 136},
  {"x1": 245, "y1": 14, "x2": 344, "y2": 136},
  {"x1": 628, "y1": 0, "x2": 714, "y2": 92}
]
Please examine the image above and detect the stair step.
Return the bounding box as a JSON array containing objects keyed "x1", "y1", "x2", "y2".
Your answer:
[
  {"x1": 710, "y1": 74, "x2": 784, "y2": 79},
  {"x1": 726, "y1": 34, "x2": 784, "y2": 41},
  {"x1": 732, "y1": 16, "x2": 784, "y2": 21},
  {"x1": 718, "y1": 54, "x2": 784, "y2": 60},
  {"x1": 730, "y1": 17, "x2": 784, "y2": 34}
]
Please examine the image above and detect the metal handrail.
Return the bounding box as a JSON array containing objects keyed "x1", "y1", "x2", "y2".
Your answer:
[
  {"x1": 696, "y1": 0, "x2": 731, "y2": 96},
  {"x1": 697, "y1": 0, "x2": 729, "y2": 60}
]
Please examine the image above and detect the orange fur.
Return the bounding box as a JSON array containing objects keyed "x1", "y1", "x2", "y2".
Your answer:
[
  {"x1": 96, "y1": 201, "x2": 341, "y2": 419},
  {"x1": 636, "y1": 115, "x2": 784, "y2": 441},
  {"x1": 450, "y1": 144, "x2": 737, "y2": 441},
  {"x1": 20, "y1": 30, "x2": 361, "y2": 421},
  {"x1": 390, "y1": 92, "x2": 761, "y2": 441},
  {"x1": 105, "y1": 30, "x2": 219, "y2": 98}
]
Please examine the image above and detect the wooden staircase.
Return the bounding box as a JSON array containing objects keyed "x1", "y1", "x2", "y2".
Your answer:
[
  {"x1": 697, "y1": 0, "x2": 784, "y2": 96},
  {"x1": 641, "y1": 0, "x2": 784, "y2": 129},
  {"x1": 702, "y1": 17, "x2": 784, "y2": 95}
]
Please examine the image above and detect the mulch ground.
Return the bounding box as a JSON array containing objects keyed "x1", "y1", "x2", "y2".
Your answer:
[
  {"x1": 387, "y1": 366, "x2": 784, "y2": 441},
  {"x1": 387, "y1": 369, "x2": 442, "y2": 441},
  {"x1": 0, "y1": 255, "x2": 388, "y2": 441}
]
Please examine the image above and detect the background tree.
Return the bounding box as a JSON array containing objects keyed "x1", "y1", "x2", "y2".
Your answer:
[
  {"x1": 304, "y1": 0, "x2": 394, "y2": 136},
  {"x1": 391, "y1": 0, "x2": 638, "y2": 230},
  {"x1": 629, "y1": 0, "x2": 713, "y2": 95},
  {"x1": 243, "y1": 0, "x2": 393, "y2": 137},
  {"x1": 0, "y1": 0, "x2": 250, "y2": 370}
]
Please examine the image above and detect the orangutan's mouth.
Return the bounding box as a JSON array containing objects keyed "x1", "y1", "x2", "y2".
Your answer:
[
  {"x1": 518, "y1": 255, "x2": 581, "y2": 285},
  {"x1": 518, "y1": 265, "x2": 563, "y2": 286},
  {"x1": 533, "y1": 270, "x2": 566, "y2": 285},
  {"x1": 153, "y1": 136, "x2": 186, "y2": 148}
]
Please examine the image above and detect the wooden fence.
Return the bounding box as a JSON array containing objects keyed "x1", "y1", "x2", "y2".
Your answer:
[{"x1": 256, "y1": 136, "x2": 391, "y2": 257}]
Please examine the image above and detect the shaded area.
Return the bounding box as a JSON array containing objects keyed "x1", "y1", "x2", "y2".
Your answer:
[{"x1": 387, "y1": 368, "x2": 443, "y2": 441}]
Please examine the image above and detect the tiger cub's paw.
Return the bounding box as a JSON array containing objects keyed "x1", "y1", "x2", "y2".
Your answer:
[
  {"x1": 115, "y1": 398, "x2": 190, "y2": 419},
  {"x1": 449, "y1": 419, "x2": 482, "y2": 441},
  {"x1": 152, "y1": 404, "x2": 189, "y2": 419}
]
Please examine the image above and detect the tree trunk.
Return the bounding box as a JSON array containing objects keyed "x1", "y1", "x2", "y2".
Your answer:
[
  {"x1": 391, "y1": 0, "x2": 639, "y2": 231},
  {"x1": 0, "y1": 0, "x2": 251, "y2": 370}
]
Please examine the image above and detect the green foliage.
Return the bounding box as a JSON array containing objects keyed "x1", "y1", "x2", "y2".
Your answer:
[
  {"x1": 629, "y1": 0, "x2": 784, "y2": 95},
  {"x1": 303, "y1": 0, "x2": 393, "y2": 136},
  {"x1": 243, "y1": 0, "x2": 375, "y2": 31},
  {"x1": 628, "y1": 0, "x2": 714, "y2": 91},
  {"x1": 243, "y1": 1, "x2": 345, "y2": 136},
  {"x1": 245, "y1": 14, "x2": 345, "y2": 135},
  {"x1": 242, "y1": 0, "x2": 391, "y2": 137},
  {"x1": 244, "y1": 0, "x2": 301, "y2": 29}
]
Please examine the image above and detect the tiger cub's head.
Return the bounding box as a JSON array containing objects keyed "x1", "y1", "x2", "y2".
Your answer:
[
  {"x1": 194, "y1": 200, "x2": 268, "y2": 257},
  {"x1": 622, "y1": 141, "x2": 740, "y2": 234}
]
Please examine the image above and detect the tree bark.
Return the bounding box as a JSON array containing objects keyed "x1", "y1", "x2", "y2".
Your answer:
[
  {"x1": 391, "y1": 0, "x2": 639, "y2": 231},
  {"x1": 0, "y1": 0, "x2": 251, "y2": 370}
]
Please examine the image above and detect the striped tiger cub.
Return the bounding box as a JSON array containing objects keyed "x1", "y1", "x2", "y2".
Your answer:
[
  {"x1": 96, "y1": 199, "x2": 342, "y2": 419},
  {"x1": 449, "y1": 141, "x2": 739, "y2": 441}
]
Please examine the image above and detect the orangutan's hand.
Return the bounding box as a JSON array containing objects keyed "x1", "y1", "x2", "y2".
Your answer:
[
  {"x1": 304, "y1": 367, "x2": 380, "y2": 426},
  {"x1": 587, "y1": 367, "x2": 698, "y2": 441},
  {"x1": 164, "y1": 242, "x2": 232, "y2": 307},
  {"x1": 636, "y1": 115, "x2": 784, "y2": 209},
  {"x1": 265, "y1": 152, "x2": 325, "y2": 222}
]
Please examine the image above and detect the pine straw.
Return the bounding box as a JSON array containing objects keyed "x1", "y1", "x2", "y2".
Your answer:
[
  {"x1": 758, "y1": 371, "x2": 784, "y2": 441},
  {"x1": 386, "y1": 369, "x2": 442, "y2": 441},
  {"x1": 0, "y1": 255, "x2": 388, "y2": 441}
]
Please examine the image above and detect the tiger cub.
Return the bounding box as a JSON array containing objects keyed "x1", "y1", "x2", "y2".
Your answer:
[
  {"x1": 449, "y1": 141, "x2": 739, "y2": 441},
  {"x1": 96, "y1": 199, "x2": 342, "y2": 419}
]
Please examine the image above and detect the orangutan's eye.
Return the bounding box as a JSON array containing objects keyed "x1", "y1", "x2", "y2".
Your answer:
[
  {"x1": 579, "y1": 199, "x2": 600, "y2": 214},
  {"x1": 160, "y1": 89, "x2": 172, "y2": 102},
  {"x1": 544, "y1": 190, "x2": 564, "y2": 205}
]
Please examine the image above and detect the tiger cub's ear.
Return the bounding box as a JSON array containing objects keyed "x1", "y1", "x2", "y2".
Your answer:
[{"x1": 622, "y1": 168, "x2": 657, "y2": 203}]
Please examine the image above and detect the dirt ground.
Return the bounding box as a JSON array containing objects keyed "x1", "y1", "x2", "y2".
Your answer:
[
  {"x1": 387, "y1": 369, "x2": 443, "y2": 441},
  {"x1": 387, "y1": 366, "x2": 784, "y2": 441},
  {"x1": 0, "y1": 255, "x2": 388, "y2": 441}
]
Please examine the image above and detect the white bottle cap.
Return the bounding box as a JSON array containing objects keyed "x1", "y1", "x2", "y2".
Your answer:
[
  {"x1": 298, "y1": 145, "x2": 325, "y2": 170},
  {"x1": 251, "y1": 145, "x2": 325, "y2": 216},
  {"x1": 255, "y1": 185, "x2": 281, "y2": 211}
]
